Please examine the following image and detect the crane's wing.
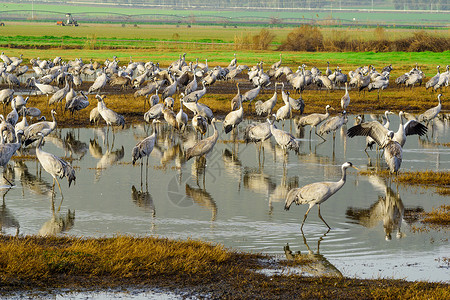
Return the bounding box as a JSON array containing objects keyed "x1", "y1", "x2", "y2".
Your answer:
[
  {"x1": 404, "y1": 120, "x2": 427, "y2": 136},
  {"x1": 347, "y1": 121, "x2": 388, "y2": 147}
]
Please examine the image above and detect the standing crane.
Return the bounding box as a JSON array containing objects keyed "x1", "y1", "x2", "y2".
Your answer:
[
  {"x1": 418, "y1": 94, "x2": 442, "y2": 125},
  {"x1": 132, "y1": 127, "x2": 157, "y2": 184},
  {"x1": 185, "y1": 118, "x2": 219, "y2": 161},
  {"x1": 35, "y1": 133, "x2": 76, "y2": 198},
  {"x1": 285, "y1": 162, "x2": 359, "y2": 230},
  {"x1": 297, "y1": 105, "x2": 334, "y2": 141},
  {"x1": 96, "y1": 94, "x2": 125, "y2": 131},
  {"x1": 23, "y1": 109, "x2": 57, "y2": 146}
]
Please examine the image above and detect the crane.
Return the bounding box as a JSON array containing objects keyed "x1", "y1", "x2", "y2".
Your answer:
[{"x1": 285, "y1": 162, "x2": 359, "y2": 230}]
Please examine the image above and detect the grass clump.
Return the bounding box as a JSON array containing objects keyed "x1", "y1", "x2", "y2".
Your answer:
[
  {"x1": 359, "y1": 170, "x2": 450, "y2": 189},
  {"x1": 421, "y1": 205, "x2": 450, "y2": 226}
]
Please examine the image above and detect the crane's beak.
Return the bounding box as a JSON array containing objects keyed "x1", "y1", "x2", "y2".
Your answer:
[{"x1": 352, "y1": 165, "x2": 361, "y2": 171}]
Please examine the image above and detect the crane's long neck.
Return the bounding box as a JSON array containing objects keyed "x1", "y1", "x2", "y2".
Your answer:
[{"x1": 335, "y1": 166, "x2": 348, "y2": 191}]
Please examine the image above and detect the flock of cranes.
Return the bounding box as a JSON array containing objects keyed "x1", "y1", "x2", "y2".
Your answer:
[{"x1": 0, "y1": 50, "x2": 446, "y2": 230}]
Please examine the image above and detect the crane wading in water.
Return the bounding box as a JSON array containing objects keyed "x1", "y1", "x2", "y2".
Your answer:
[
  {"x1": 285, "y1": 162, "x2": 359, "y2": 231},
  {"x1": 36, "y1": 133, "x2": 76, "y2": 199}
]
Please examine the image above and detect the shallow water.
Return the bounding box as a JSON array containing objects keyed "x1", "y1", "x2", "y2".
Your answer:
[{"x1": 2, "y1": 114, "x2": 449, "y2": 283}]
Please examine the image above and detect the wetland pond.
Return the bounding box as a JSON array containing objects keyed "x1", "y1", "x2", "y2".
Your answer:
[{"x1": 2, "y1": 114, "x2": 449, "y2": 283}]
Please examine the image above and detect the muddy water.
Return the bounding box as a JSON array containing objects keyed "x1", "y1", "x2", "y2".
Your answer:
[{"x1": 1, "y1": 115, "x2": 449, "y2": 282}]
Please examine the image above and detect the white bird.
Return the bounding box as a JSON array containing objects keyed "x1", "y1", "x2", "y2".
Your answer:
[
  {"x1": 96, "y1": 94, "x2": 125, "y2": 129},
  {"x1": 35, "y1": 133, "x2": 76, "y2": 197},
  {"x1": 23, "y1": 109, "x2": 57, "y2": 146},
  {"x1": 284, "y1": 162, "x2": 358, "y2": 230},
  {"x1": 394, "y1": 111, "x2": 427, "y2": 147}
]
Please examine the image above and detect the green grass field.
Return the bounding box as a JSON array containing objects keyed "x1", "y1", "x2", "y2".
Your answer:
[{"x1": 1, "y1": 2, "x2": 449, "y2": 26}]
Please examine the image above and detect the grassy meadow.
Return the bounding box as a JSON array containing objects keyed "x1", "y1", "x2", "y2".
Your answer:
[{"x1": 2, "y1": 2, "x2": 450, "y2": 25}]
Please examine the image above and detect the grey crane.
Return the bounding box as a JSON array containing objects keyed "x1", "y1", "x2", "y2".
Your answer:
[
  {"x1": 229, "y1": 53, "x2": 238, "y2": 67},
  {"x1": 96, "y1": 94, "x2": 125, "y2": 130},
  {"x1": 230, "y1": 83, "x2": 242, "y2": 111},
  {"x1": 0, "y1": 129, "x2": 23, "y2": 185},
  {"x1": 242, "y1": 84, "x2": 261, "y2": 110},
  {"x1": 176, "y1": 98, "x2": 188, "y2": 132},
  {"x1": 161, "y1": 76, "x2": 178, "y2": 99},
  {"x1": 183, "y1": 81, "x2": 207, "y2": 103},
  {"x1": 425, "y1": 65, "x2": 440, "y2": 90},
  {"x1": 87, "y1": 71, "x2": 108, "y2": 94},
  {"x1": 285, "y1": 162, "x2": 358, "y2": 230},
  {"x1": 318, "y1": 111, "x2": 348, "y2": 142},
  {"x1": 65, "y1": 91, "x2": 89, "y2": 117},
  {"x1": 270, "y1": 53, "x2": 283, "y2": 70},
  {"x1": 281, "y1": 82, "x2": 304, "y2": 113},
  {"x1": 347, "y1": 123, "x2": 403, "y2": 174},
  {"x1": 0, "y1": 52, "x2": 12, "y2": 65},
  {"x1": 297, "y1": 105, "x2": 334, "y2": 141},
  {"x1": 148, "y1": 88, "x2": 160, "y2": 108},
  {"x1": 269, "y1": 116, "x2": 299, "y2": 153},
  {"x1": 132, "y1": 127, "x2": 157, "y2": 181},
  {"x1": 0, "y1": 115, "x2": 16, "y2": 143},
  {"x1": 5, "y1": 98, "x2": 18, "y2": 126},
  {"x1": 223, "y1": 94, "x2": 244, "y2": 134},
  {"x1": 0, "y1": 89, "x2": 14, "y2": 111},
  {"x1": 340, "y1": 82, "x2": 350, "y2": 110},
  {"x1": 89, "y1": 107, "x2": 101, "y2": 125},
  {"x1": 275, "y1": 90, "x2": 291, "y2": 128},
  {"x1": 23, "y1": 109, "x2": 57, "y2": 146},
  {"x1": 255, "y1": 82, "x2": 279, "y2": 117},
  {"x1": 12, "y1": 95, "x2": 28, "y2": 112},
  {"x1": 243, "y1": 120, "x2": 272, "y2": 160},
  {"x1": 29, "y1": 77, "x2": 58, "y2": 103},
  {"x1": 48, "y1": 77, "x2": 70, "y2": 109},
  {"x1": 325, "y1": 61, "x2": 332, "y2": 77},
  {"x1": 394, "y1": 111, "x2": 427, "y2": 147},
  {"x1": 418, "y1": 94, "x2": 442, "y2": 125},
  {"x1": 144, "y1": 101, "x2": 164, "y2": 123},
  {"x1": 185, "y1": 118, "x2": 219, "y2": 161},
  {"x1": 35, "y1": 133, "x2": 76, "y2": 198},
  {"x1": 1, "y1": 72, "x2": 20, "y2": 89},
  {"x1": 184, "y1": 73, "x2": 198, "y2": 95},
  {"x1": 162, "y1": 107, "x2": 178, "y2": 130},
  {"x1": 192, "y1": 113, "x2": 208, "y2": 139},
  {"x1": 14, "y1": 107, "x2": 28, "y2": 133}
]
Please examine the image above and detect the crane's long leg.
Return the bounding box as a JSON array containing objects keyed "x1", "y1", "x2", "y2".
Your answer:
[
  {"x1": 300, "y1": 206, "x2": 313, "y2": 230},
  {"x1": 315, "y1": 127, "x2": 326, "y2": 141},
  {"x1": 3, "y1": 174, "x2": 14, "y2": 186},
  {"x1": 317, "y1": 204, "x2": 331, "y2": 229},
  {"x1": 55, "y1": 177, "x2": 64, "y2": 199}
]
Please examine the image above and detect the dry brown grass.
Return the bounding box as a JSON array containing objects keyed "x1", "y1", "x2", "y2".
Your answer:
[
  {"x1": 279, "y1": 27, "x2": 450, "y2": 52},
  {"x1": 234, "y1": 29, "x2": 275, "y2": 50},
  {"x1": 1, "y1": 235, "x2": 449, "y2": 298}
]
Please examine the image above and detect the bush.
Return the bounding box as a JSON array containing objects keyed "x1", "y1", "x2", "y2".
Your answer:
[
  {"x1": 278, "y1": 25, "x2": 323, "y2": 51},
  {"x1": 234, "y1": 29, "x2": 275, "y2": 50}
]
